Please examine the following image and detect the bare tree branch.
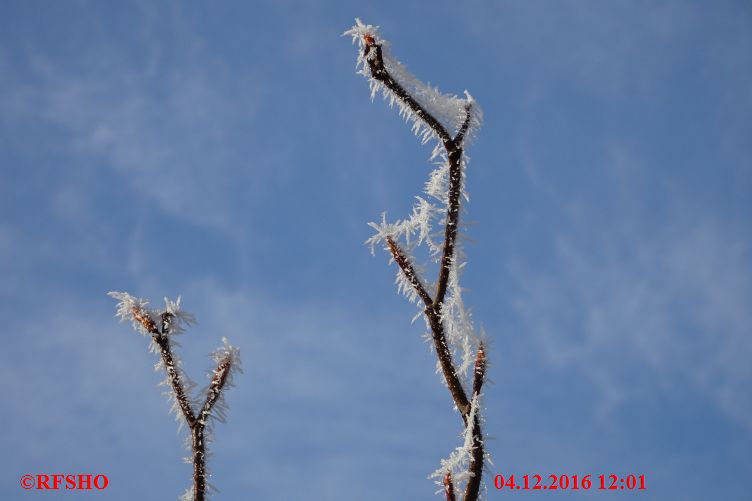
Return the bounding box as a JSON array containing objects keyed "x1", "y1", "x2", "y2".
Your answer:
[
  {"x1": 199, "y1": 354, "x2": 233, "y2": 424},
  {"x1": 387, "y1": 236, "x2": 434, "y2": 309},
  {"x1": 463, "y1": 415, "x2": 484, "y2": 501},
  {"x1": 434, "y1": 107, "x2": 475, "y2": 309},
  {"x1": 386, "y1": 236, "x2": 471, "y2": 415},
  {"x1": 453, "y1": 103, "x2": 474, "y2": 147},
  {"x1": 158, "y1": 311, "x2": 197, "y2": 427},
  {"x1": 191, "y1": 425, "x2": 207, "y2": 501},
  {"x1": 348, "y1": 20, "x2": 488, "y2": 500},
  {"x1": 464, "y1": 344, "x2": 487, "y2": 500},
  {"x1": 433, "y1": 156, "x2": 461, "y2": 309},
  {"x1": 426, "y1": 311, "x2": 472, "y2": 419},
  {"x1": 109, "y1": 292, "x2": 239, "y2": 501}
]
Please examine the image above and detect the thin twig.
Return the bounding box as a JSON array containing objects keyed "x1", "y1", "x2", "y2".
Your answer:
[
  {"x1": 200, "y1": 355, "x2": 233, "y2": 424},
  {"x1": 454, "y1": 103, "x2": 474, "y2": 147},
  {"x1": 387, "y1": 236, "x2": 434, "y2": 309},
  {"x1": 463, "y1": 415, "x2": 484, "y2": 500},
  {"x1": 157, "y1": 311, "x2": 197, "y2": 427},
  {"x1": 426, "y1": 310, "x2": 472, "y2": 419},
  {"x1": 364, "y1": 41, "x2": 453, "y2": 144},
  {"x1": 434, "y1": 106, "x2": 472, "y2": 309},
  {"x1": 464, "y1": 344, "x2": 487, "y2": 500},
  {"x1": 472, "y1": 342, "x2": 486, "y2": 398},
  {"x1": 191, "y1": 425, "x2": 207, "y2": 501}
]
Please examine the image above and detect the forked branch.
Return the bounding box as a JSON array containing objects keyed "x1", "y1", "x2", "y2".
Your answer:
[
  {"x1": 109, "y1": 292, "x2": 240, "y2": 501},
  {"x1": 347, "y1": 19, "x2": 488, "y2": 500}
]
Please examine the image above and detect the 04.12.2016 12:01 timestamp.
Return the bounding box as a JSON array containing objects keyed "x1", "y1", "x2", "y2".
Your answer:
[{"x1": 494, "y1": 474, "x2": 647, "y2": 491}]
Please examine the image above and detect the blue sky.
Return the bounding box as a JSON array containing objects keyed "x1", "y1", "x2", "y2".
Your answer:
[{"x1": 2, "y1": 1, "x2": 750, "y2": 500}]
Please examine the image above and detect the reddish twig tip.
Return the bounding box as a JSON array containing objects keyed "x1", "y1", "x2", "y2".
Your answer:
[
  {"x1": 131, "y1": 306, "x2": 159, "y2": 335},
  {"x1": 472, "y1": 342, "x2": 486, "y2": 397}
]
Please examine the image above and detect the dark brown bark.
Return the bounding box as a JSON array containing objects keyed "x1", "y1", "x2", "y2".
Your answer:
[
  {"x1": 464, "y1": 343, "x2": 487, "y2": 500},
  {"x1": 387, "y1": 236, "x2": 434, "y2": 309},
  {"x1": 191, "y1": 425, "x2": 207, "y2": 501},
  {"x1": 155, "y1": 312, "x2": 197, "y2": 428},
  {"x1": 364, "y1": 43, "x2": 453, "y2": 145},
  {"x1": 434, "y1": 143, "x2": 463, "y2": 310},
  {"x1": 463, "y1": 415, "x2": 484, "y2": 501}
]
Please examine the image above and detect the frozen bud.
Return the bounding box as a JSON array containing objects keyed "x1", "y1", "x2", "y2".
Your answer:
[
  {"x1": 472, "y1": 342, "x2": 486, "y2": 396},
  {"x1": 132, "y1": 306, "x2": 159, "y2": 335}
]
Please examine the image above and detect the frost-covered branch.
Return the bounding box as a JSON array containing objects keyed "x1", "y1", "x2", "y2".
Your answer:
[
  {"x1": 363, "y1": 40, "x2": 453, "y2": 145},
  {"x1": 426, "y1": 309, "x2": 472, "y2": 418},
  {"x1": 472, "y1": 342, "x2": 486, "y2": 399},
  {"x1": 346, "y1": 19, "x2": 489, "y2": 500},
  {"x1": 464, "y1": 343, "x2": 487, "y2": 500},
  {"x1": 108, "y1": 292, "x2": 241, "y2": 501},
  {"x1": 155, "y1": 311, "x2": 198, "y2": 427},
  {"x1": 387, "y1": 236, "x2": 434, "y2": 308},
  {"x1": 434, "y1": 138, "x2": 467, "y2": 310}
]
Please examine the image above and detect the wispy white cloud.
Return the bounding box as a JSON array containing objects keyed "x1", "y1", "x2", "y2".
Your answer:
[
  {"x1": 0, "y1": 7, "x2": 277, "y2": 235},
  {"x1": 10, "y1": 58, "x2": 261, "y2": 230},
  {"x1": 458, "y1": 1, "x2": 706, "y2": 98},
  {"x1": 510, "y1": 210, "x2": 751, "y2": 428}
]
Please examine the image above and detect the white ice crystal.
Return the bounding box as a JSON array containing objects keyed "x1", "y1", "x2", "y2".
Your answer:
[
  {"x1": 211, "y1": 336, "x2": 242, "y2": 371},
  {"x1": 159, "y1": 368, "x2": 199, "y2": 431},
  {"x1": 429, "y1": 394, "x2": 485, "y2": 491},
  {"x1": 365, "y1": 196, "x2": 442, "y2": 256},
  {"x1": 107, "y1": 291, "x2": 197, "y2": 337},
  {"x1": 108, "y1": 291, "x2": 152, "y2": 334},
  {"x1": 179, "y1": 486, "x2": 194, "y2": 501},
  {"x1": 442, "y1": 258, "x2": 477, "y2": 378},
  {"x1": 162, "y1": 296, "x2": 197, "y2": 335}
]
